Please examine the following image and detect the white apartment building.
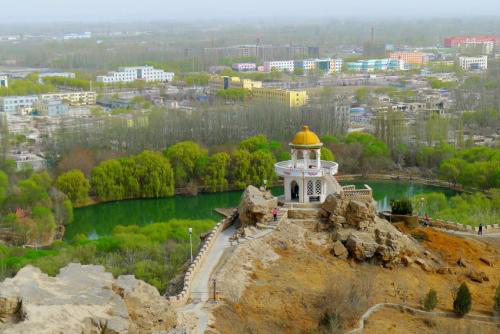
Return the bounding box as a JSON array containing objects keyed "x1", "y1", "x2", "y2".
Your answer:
[
  {"x1": 458, "y1": 56, "x2": 488, "y2": 71},
  {"x1": 0, "y1": 91, "x2": 96, "y2": 113},
  {"x1": 263, "y1": 60, "x2": 295, "y2": 72},
  {"x1": 294, "y1": 58, "x2": 343, "y2": 74},
  {"x1": 38, "y1": 72, "x2": 76, "y2": 83},
  {"x1": 96, "y1": 66, "x2": 175, "y2": 84},
  {"x1": 0, "y1": 75, "x2": 8, "y2": 88},
  {"x1": 232, "y1": 63, "x2": 257, "y2": 72},
  {"x1": 294, "y1": 59, "x2": 317, "y2": 71}
]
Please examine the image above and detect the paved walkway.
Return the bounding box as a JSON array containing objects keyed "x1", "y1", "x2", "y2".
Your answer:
[
  {"x1": 433, "y1": 227, "x2": 500, "y2": 238},
  {"x1": 177, "y1": 224, "x2": 236, "y2": 334},
  {"x1": 176, "y1": 211, "x2": 286, "y2": 333}
]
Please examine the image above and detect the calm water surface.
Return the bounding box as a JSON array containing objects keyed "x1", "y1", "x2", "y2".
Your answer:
[{"x1": 66, "y1": 180, "x2": 457, "y2": 240}]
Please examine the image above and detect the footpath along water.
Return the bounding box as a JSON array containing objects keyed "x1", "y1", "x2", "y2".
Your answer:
[{"x1": 65, "y1": 180, "x2": 458, "y2": 241}]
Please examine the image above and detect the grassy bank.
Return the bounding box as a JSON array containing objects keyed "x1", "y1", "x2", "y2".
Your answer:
[
  {"x1": 0, "y1": 219, "x2": 215, "y2": 293},
  {"x1": 411, "y1": 191, "x2": 499, "y2": 226}
]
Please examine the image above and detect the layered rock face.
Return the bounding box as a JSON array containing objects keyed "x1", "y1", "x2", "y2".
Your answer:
[
  {"x1": 0, "y1": 263, "x2": 176, "y2": 334},
  {"x1": 238, "y1": 185, "x2": 278, "y2": 227},
  {"x1": 322, "y1": 194, "x2": 420, "y2": 266}
]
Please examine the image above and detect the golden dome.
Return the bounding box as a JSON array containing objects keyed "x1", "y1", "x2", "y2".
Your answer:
[{"x1": 290, "y1": 126, "x2": 322, "y2": 147}]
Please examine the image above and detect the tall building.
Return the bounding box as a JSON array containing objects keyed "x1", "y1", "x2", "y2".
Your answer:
[
  {"x1": 203, "y1": 44, "x2": 318, "y2": 62},
  {"x1": 0, "y1": 75, "x2": 7, "y2": 88},
  {"x1": 96, "y1": 66, "x2": 174, "y2": 84},
  {"x1": 458, "y1": 56, "x2": 488, "y2": 71},
  {"x1": 444, "y1": 35, "x2": 499, "y2": 48},
  {"x1": 347, "y1": 59, "x2": 404, "y2": 72},
  {"x1": 389, "y1": 52, "x2": 427, "y2": 66}
]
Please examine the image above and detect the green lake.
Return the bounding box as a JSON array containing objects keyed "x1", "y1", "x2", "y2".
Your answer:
[{"x1": 65, "y1": 180, "x2": 458, "y2": 241}]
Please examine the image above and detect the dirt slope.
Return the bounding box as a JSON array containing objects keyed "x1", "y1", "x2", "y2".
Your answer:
[{"x1": 209, "y1": 221, "x2": 499, "y2": 334}]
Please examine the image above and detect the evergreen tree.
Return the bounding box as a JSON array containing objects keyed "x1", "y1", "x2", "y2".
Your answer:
[
  {"x1": 423, "y1": 288, "x2": 438, "y2": 312},
  {"x1": 494, "y1": 282, "x2": 500, "y2": 315},
  {"x1": 453, "y1": 283, "x2": 472, "y2": 316}
]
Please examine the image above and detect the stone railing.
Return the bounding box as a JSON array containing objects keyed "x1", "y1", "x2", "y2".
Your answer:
[
  {"x1": 341, "y1": 184, "x2": 373, "y2": 201},
  {"x1": 166, "y1": 209, "x2": 238, "y2": 306},
  {"x1": 421, "y1": 217, "x2": 500, "y2": 234}
]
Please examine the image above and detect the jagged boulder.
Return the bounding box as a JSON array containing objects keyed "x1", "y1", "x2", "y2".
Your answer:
[
  {"x1": 331, "y1": 241, "x2": 348, "y2": 259},
  {"x1": 0, "y1": 264, "x2": 176, "y2": 334},
  {"x1": 238, "y1": 185, "x2": 277, "y2": 227},
  {"x1": 322, "y1": 194, "x2": 422, "y2": 266},
  {"x1": 345, "y1": 200, "x2": 377, "y2": 229}
]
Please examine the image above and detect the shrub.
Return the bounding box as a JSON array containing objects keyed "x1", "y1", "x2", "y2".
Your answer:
[
  {"x1": 423, "y1": 288, "x2": 438, "y2": 311},
  {"x1": 391, "y1": 198, "x2": 413, "y2": 215},
  {"x1": 453, "y1": 283, "x2": 471, "y2": 316}
]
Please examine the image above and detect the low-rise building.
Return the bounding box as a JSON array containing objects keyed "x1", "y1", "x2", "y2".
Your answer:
[
  {"x1": 294, "y1": 58, "x2": 343, "y2": 74},
  {"x1": 389, "y1": 52, "x2": 427, "y2": 66},
  {"x1": 8, "y1": 152, "x2": 47, "y2": 171},
  {"x1": 0, "y1": 95, "x2": 39, "y2": 113},
  {"x1": 252, "y1": 87, "x2": 308, "y2": 108},
  {"x1": 0, "y1": 91, "x2": 96, "y2": 113},
  {"x1": 41, "y1": 91, "x2": 97, "y2": 106},
  {"x1": 208, "y1": 75, "x2": 307, "y2": 107},
  {"x1": 347, "y1": 59, "x2": 405, "y2": 72},
  {"x1": 294, "y1": 59, "x2": 317, "y2": 72},
  {"x1": 38, "y1": 72, "x2": 76, "y2": 83},
  {"x1": 232, "y1": 63, "x2": 257, "y2": 72},
  {"x1": 458, "y1": 56, "x2": 488, "y2": 71},
  {"x1": 96, "y1": 66, "x2": 174, "y2": 84},
  {"x1": 63, "y1": 32, "x2": 92, "y2": 40},
  {"x1": 444, "y1": 35, "x2": 499, "y2": 48},
  {"x1": 208, "y1": 76, "x2": 262, "y2": 91},
  {"x1": 263, "y1": 60, "x2": 294, "y2": 72},
  {"x1": 33, "y1": 99, "x2": 70, "y2": 117}
]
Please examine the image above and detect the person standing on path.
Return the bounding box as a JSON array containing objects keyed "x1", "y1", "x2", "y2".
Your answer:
[
  {"x1": 272, "y1": 207, "x2": 278, "y2": 221},
  {"x1": 478, "y1": 223, "x2": 483, "y2": 235},
  {"x1": 423, "y1": 213, "x2": 430, "y2": 227}
]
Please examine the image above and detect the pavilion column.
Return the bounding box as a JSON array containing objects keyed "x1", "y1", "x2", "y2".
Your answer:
[
  {"x1": 316, "y1": 149, "x2": 321, "y2": 170},
  {"x1": 303, "y1": 150, "x2": 309, "y2": 169},
  {"x1": 292, "y1": 149, "x2": 297, "y2": 168}
]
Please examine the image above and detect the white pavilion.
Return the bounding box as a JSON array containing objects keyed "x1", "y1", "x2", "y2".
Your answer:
[{"x1": 275, "y1": 126, "x2": 342, "y2": 204}]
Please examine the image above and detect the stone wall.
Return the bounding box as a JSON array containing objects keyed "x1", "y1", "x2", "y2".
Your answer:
[{"x1": 166, "y1": 210, "x2": 238, "y2": 307}]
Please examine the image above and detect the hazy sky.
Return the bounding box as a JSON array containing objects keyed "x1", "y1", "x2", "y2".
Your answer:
[{"x1": 2, "y1": 0, "x2": 500, "y2": 22}]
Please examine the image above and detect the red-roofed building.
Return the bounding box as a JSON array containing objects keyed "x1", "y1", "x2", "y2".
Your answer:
[{"x1": 444, "y1": 35, "x2": 499, "y2": 48}]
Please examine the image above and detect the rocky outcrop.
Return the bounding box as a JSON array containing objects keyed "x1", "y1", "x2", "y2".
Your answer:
[
  {"x1": 0, "y1": 264, "x2": 176, "y2": 334},
  {"x1": 238, "y1": 185, "x2": 278, "y2": 227},
  {"x1": 322, "y1": 194, "x2": 422, "y2": 266}
]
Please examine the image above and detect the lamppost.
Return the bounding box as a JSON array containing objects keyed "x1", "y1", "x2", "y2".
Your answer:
[
  {"x1": 420, "y1": 197, "x2": 425, "y2": 218},
  {"x1": 188, "y1": 227, "x2": 193, "y2": 263}
]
